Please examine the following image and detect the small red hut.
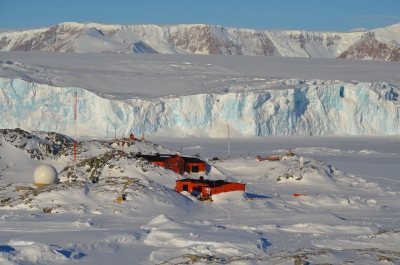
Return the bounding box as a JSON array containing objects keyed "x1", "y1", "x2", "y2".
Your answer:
[{"x1": 175, "y1": 178, "x2": 246, "y2": 199}]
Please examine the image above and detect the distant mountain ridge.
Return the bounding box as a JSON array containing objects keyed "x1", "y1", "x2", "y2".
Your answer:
[{"x1": 1, "y1": 22, "x2": 400, "y2": 61}]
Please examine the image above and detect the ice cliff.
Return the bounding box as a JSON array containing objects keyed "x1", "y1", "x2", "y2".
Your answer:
[{"x1": 0, "y1": 78, "x2": 399, "y2": 137}]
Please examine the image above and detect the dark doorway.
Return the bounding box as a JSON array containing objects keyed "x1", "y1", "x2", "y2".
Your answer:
[
  {"x1": 192, "y1": 166, "x2": 199, "y2": 173},
  {"x1": 183, "y1": 185, "x2": 188, "y2": 192}
]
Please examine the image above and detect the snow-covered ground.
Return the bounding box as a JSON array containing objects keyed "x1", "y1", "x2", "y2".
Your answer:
[
  {"x1": 0, "y1": 53, "x2": 400, "y2": 264},
  {"x1": 0, "y1": 131, "x2": 399, "y2": 264}
]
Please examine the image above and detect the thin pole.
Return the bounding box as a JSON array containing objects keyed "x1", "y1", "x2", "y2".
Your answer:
[
  {"x1": 141, "y1": 121, "x2": 145, "y2": 141},
  {"x1": 122, "y1": 132, "x2": 124, "y2": 155},
  {"x1": 106, "y1": 123, "x2": 108, "y2": 155},
  {"x1": 74, "y1": 91, "x2": 77, "y2": 180},
  {"x1": 227, "y1": 123, "x2": 230, "y2": 159},
  {"x1": 114, "y1": 116, "x2": 117, "y2": 142}
]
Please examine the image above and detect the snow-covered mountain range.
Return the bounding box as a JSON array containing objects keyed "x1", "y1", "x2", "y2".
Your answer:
[{"x1": 1, "y1": 22, "x2": 400, "y2": 61}]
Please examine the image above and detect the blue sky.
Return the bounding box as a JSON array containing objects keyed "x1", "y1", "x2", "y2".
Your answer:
[{"x1": 1, "y1": 0, "x2": 400, "y2": 31}]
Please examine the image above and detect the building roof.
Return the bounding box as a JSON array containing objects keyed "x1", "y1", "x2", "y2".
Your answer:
[
  {"x1": 181, "y1": 157, "x2": 205, "y2": 163},
  {"x1": 137, "y1": 154, "x2": 203, "y2": 163},
  {"x1": 137, "y1": 154, "x2": 169, "y2": 162},
  {"x1": 176, "y1": 178, "x2": 242, "y2": 187}
]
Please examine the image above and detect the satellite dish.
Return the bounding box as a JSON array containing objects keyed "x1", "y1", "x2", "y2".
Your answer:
[{"x1": 33, "y1": 164, "x2": 58, "y2": 186}]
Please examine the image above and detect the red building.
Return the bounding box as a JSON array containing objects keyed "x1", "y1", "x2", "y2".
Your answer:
[
  {"x1": 182, "y1": 157, "x2": 207, "y2": 173},
  {"x1": 164, "y1": 155, "x2": 185, "y2": 174},
  {"x1": 175, "y1": 178, "x2": 246, "y2": 199},
  {"x1": 138, "y1": 154, "x2": 206, "y2": 175},
  {"x1": 138, "y1": 154, "x2": 185, "y2": 174}
]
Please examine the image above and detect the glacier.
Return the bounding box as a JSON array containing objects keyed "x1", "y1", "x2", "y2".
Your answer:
[{"x1": 0, "y1": 78, "x2": 399, "y2": 137}]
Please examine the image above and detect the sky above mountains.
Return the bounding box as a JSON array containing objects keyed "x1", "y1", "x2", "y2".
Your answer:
[{"x1": 1, "y1": 0, "x2": 400, "y2": 32}]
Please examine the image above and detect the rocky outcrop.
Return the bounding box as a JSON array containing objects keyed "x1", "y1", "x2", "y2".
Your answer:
[
  {"x1": 0, "y1": 23, "x2": 82, "y2": 52},
  {"x1": 338, "y1": 36, "x2": 400, "y2": 61},
  {"x1": 288, "y1": 32, "x2": 324, "y2": 49},
  {"x1": 132, "y1": 41, "x2": 158, "y2": 54},
  {"x1": 165, "y1": 25, "x2": 277, "y2": 56},
  {"x1": 0, "y1": 128, "x2": 72, "y2": 160},
  {"x1": 166, "y1": 25, "x2": 240, "y2": 55}
]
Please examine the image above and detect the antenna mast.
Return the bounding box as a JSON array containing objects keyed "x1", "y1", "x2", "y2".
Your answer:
[{"x1": 74, "y1": 91, "x2": 77, "y2": 181}]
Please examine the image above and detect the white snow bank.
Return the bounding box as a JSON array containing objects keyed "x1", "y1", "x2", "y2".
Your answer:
[{"x1": 212, "y1": 191, "x2": 245, "y2": 203}]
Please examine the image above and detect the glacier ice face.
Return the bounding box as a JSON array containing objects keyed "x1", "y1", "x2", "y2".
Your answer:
[{"x1": 0, "y1": 78, "x2": 399, "y2": 137}]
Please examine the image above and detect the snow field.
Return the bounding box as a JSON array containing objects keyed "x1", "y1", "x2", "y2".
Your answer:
[{"x1": 1, "y1": 130, "x2": 400, "y2": 264}]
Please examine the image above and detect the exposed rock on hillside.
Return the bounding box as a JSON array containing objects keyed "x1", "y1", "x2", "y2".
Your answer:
[
  {"x1": 0, "y1": 23, "x2": 82, "y2": 52},
  {"x1": 165, "y1": 25, "x2": 277, "y2": 56},
  {"x1": 0, "y1": 128, "x2": 72, "y2": 160},
  {"x1": 338, "y1": 36, "x2": 400, "y2": 61}
]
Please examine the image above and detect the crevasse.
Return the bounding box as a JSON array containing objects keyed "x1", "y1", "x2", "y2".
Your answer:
[{"x1": 0, "y1": 78, "x2": 399, "y2": 136}]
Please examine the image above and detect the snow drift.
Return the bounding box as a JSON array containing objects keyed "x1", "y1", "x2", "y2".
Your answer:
[{"x1": 0, "y1": 78, "x2": 399, "y2": 136}]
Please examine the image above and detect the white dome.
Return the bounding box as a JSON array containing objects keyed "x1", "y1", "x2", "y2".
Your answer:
[{"x1": 33, "y1": 164, "x2": 58, "y2": 185}]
